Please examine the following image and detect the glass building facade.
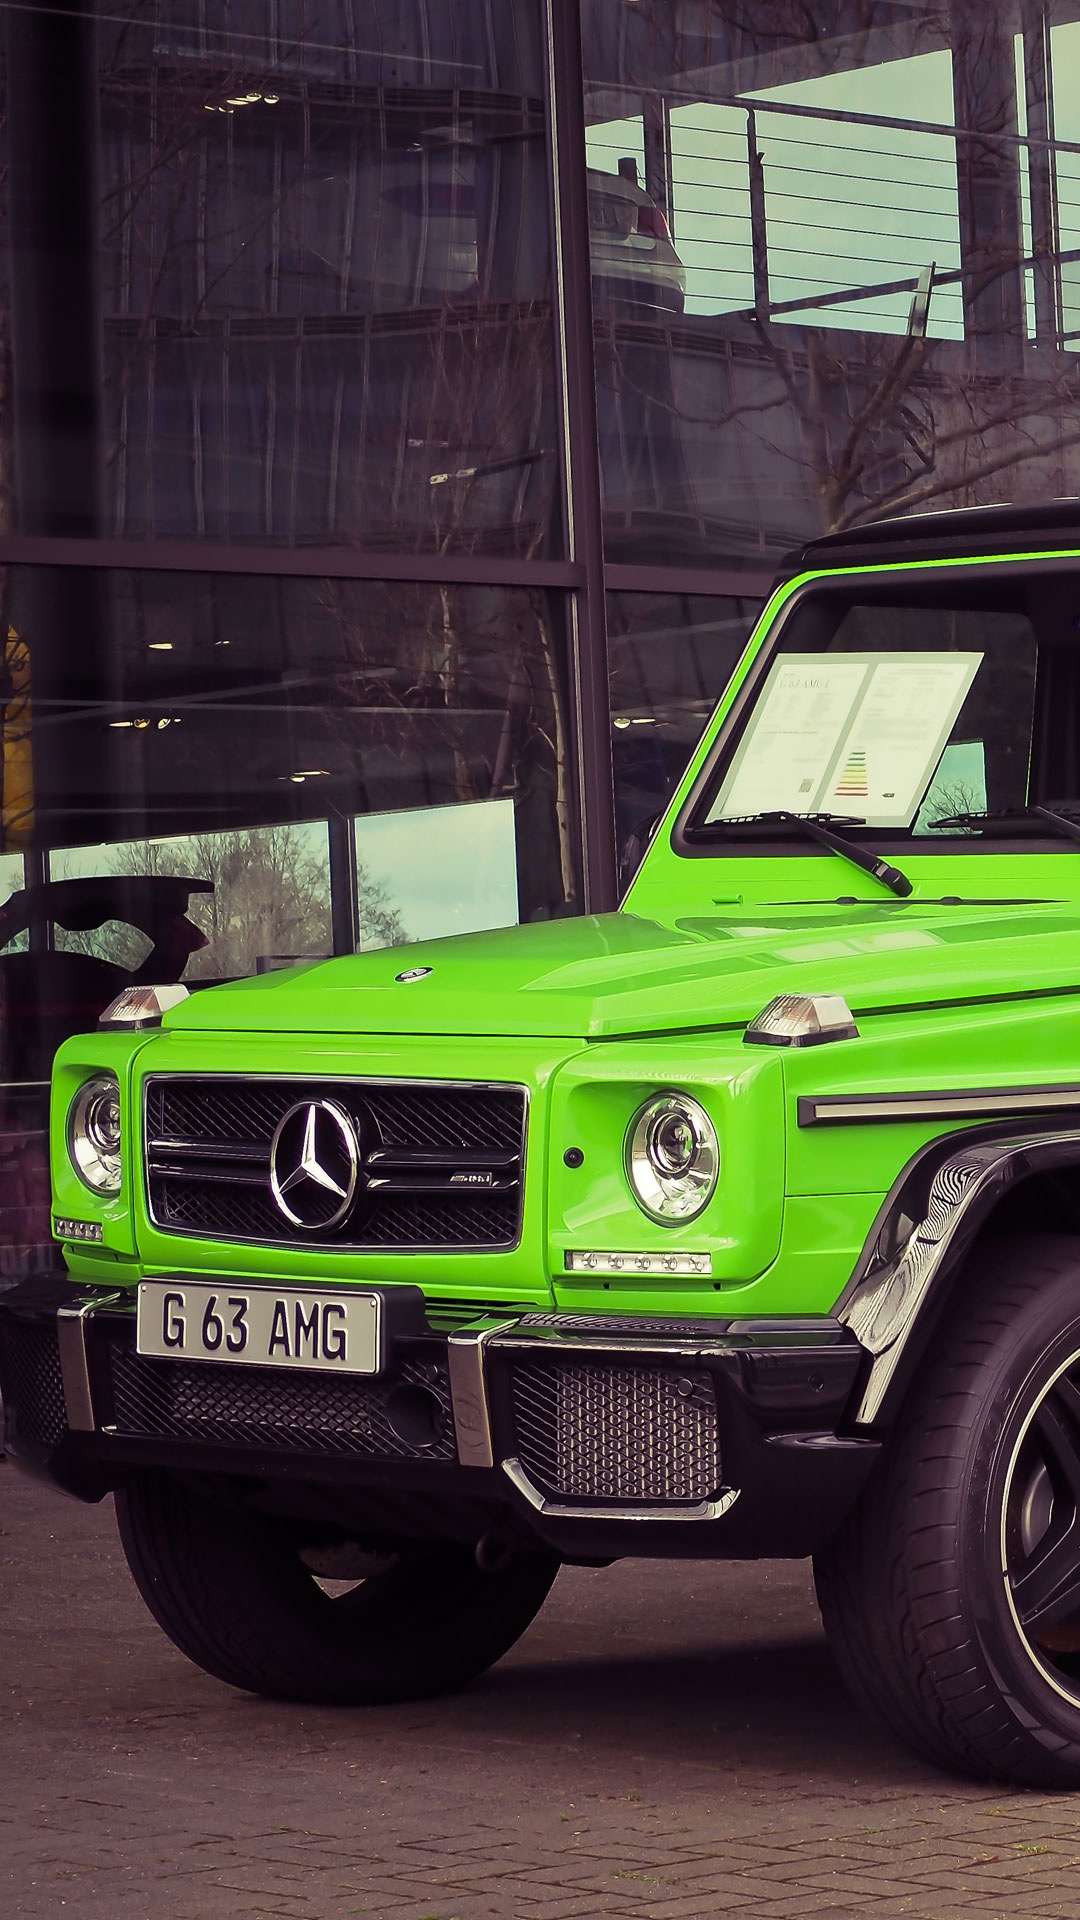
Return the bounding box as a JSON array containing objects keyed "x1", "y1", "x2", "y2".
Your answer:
[{"x1": 0, "y1": 0, "x2": 1077, "y2": 1280}]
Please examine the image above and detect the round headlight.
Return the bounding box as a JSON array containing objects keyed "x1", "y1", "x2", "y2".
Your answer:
[
  {"x1": 69, "y1": 1073, "x2": 122, "y2": 1194},
  {"x1": 624, "y1": 1093, "x2": 718, "y2": 1224}
]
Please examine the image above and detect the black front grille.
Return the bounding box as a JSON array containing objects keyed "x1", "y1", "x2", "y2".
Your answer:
[
  {"x1": 363, "y1": 1086, "x2": 524, "y2": 1154},
  {"x1": 0, "y1": 1319, "x2": 67, "y2": 1447},
  {"x1": 511, "y1": 1358, "x2": 721, "y2": 1504},
  {"x1": 145, "y1": 1076, "x2": 526, "y2": 1250},
  {"x1": 109, "y1": 1347, "x2": 457, "y2": 1460}
]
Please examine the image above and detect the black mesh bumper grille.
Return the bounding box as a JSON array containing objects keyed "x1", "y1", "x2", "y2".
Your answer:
[
  {"x1": 108, "y1": 1347, "x2": 457, "y2": 1460},
  {"x1": 144, "y1": 1076, "x2": 526, "y2": 1250},
  {"x1": 0, "y1": 1319, "x2": 67, "y2": 1447},
  {"x1": 510, "y1": 1359, "x2": 721, "y2": 1503}
]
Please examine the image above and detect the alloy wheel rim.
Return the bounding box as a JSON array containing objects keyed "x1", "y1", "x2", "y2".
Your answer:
[{"x1": 1001, "y1": 1349, "x2": 1080, "y2": 1704}]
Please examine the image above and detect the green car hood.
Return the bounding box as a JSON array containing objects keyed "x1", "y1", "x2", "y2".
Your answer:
[{"x1": 164, "y1": 900, "x2": 1080, "y2": 1042}]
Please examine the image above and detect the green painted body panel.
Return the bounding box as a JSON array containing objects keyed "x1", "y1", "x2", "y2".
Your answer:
[
  {"x1": 50, "y1": 546, "x2": 1080, "y2": 1322},
  {"x1": 160, "y1": 892, "x2": 1080, "y2": 1040}
]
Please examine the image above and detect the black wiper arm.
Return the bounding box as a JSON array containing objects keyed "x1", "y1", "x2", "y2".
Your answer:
[
  {"x1": 697, "y1": 811, "x2": 913, "y2": 899},
  {"x1": 930, "y1": 804, "x2": 1080, "y2": 846},
  {"x1": 1034, "y1": 804, "x2": 1080, "y2": 844}
]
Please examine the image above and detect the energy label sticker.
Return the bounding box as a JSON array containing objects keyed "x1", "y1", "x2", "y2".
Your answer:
[{"x1": 709, "y1": 650, "x2": 983, "y2": 829}]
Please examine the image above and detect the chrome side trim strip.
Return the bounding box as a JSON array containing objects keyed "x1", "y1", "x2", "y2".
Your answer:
[
  {"x1": 799, "y1": 1085, "x2": 1080, "y2": 1127},
  {"x1": 447, "y1": 1321, "x2": 519, "y2": 1468},
  {"x1": 56, "y1": 1292, "x2": 122, "y2": 1433},
  {"x1": 501, "y1": 1455, "x2": 739, "y2": 1523}
]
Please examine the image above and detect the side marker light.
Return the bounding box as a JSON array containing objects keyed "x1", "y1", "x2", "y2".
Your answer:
[
  {"x1": 99, "y1": 984, "x2": 190, "y2": 1031},
  {"x1": 744, "y1": 993, "x2": 859, "y2": 1047}
]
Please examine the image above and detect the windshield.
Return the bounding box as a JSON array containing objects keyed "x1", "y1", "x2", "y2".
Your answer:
[{"x1": 686, "y1": 575, "x2": 1046, "y2": 843}]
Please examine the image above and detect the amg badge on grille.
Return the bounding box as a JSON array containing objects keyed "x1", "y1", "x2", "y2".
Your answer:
[{"x1": 450, "y1": 1170, "x2": 496, "y2": 1187}]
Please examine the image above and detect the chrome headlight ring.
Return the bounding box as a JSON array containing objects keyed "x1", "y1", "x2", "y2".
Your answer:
[
  {"x1": 624, "y1": 1092, "x2": 719, "y2": 1224},
  {"x1": 68, "y1": 1073, "x2": 123, "y2": 1194}
]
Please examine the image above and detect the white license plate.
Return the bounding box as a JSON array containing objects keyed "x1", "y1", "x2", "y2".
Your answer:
[{"x1": 136, "y1": 1280, "x2": 380, "y2": 1375}]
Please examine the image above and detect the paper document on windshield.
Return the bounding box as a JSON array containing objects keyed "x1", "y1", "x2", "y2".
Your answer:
[{"x1": 709, "y1": 651, "x2": 982, "y2": 828}]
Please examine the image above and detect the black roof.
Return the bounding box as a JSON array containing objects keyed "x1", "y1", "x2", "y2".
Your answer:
[{"x1": 789, "y1": 498, "x2": 1080, "y2": 571}]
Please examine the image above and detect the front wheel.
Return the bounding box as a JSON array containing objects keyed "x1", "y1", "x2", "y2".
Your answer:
[
  {"x1": 116, "y1": 1473, "x2": 559, "y2": 1704},
  {"x1": 816, "y1": 1237, "x2": 1080, "y2": 1787}
]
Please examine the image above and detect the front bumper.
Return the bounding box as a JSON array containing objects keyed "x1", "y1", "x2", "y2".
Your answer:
[{"x1": 0, "y1": 1275, "x2": 880, "y2": 1560}]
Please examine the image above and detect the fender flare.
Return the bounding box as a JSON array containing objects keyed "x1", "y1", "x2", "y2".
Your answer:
[{"x1": 838, "y1": 1127, "x2": 1080, "y2": 1427}]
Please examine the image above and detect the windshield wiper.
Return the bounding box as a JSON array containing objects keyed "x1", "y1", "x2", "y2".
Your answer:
[
  {"x1": 930, "y1": 803, "x2": 1080, "y2": 846},
  {"x1": 693, "y1": 810, "x2": 913, "y2": 899}
]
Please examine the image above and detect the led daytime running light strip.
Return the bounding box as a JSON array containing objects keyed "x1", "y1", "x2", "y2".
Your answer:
[
  {"x1": 565, "y1": 1249, "x2": 712, "y2": 1276},
  {"x1": 54, "y1": 1217, "x2": 104, "y2": 1242}
]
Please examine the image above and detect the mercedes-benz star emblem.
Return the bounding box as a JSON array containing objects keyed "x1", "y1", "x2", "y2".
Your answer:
[
  {"x1": 269, "y1": 1099, "x2": 359, "y2": 1231},
  {"x1": 396, "y1": 966, "x2": 433, "y2": 982}
]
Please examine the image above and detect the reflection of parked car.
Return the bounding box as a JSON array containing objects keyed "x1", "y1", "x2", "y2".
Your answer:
[
  {"x1": 0, "y1": 875, "x2": 211, "y2": 1083},
  {"x1": 377, "y1": 150, "x2": 479, "y2": 302},
  {"x1": 362, "y1": 143, "x2": 684, "y2": 315},
  {"x1": 0, "y1": 876, "x2": 210, "y2": 1286},
  {"x1": 587, "y1": 166, "x2": 685, "y2": 316}
]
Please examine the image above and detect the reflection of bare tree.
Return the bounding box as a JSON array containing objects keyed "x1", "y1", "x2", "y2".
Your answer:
[
  {"x1": 597, "y1": 208, "x2": 1080, "y2": 542},
  {"x1": 98, "y1": 9, "x2": 558, "y2": 554},
  {"x1": 318, "y1": 274, "x2": 574, "y2": 914},
  {"x1": 923, "y1": 778, "x2": 982, "y2": 826},
  {"x1": 99, "y1": 14, "x2": 299, "y2": 513},
  {"x1": 321, "y1": 302, "x2": 559, "y2": 556},
  {"x1": 87, "y1": 10, "x2": 576, "y2": 917},
  {"x1": 750, "y1": 325, "x2": 1080, "y2": 532},
  {"x1": 314, "y1": 579, "x2": 575, "y2": 914},
  {"x1": 56, "y1": 826, "x2": 406, "y2": 978},
  {"x1": 590, "y1": 0, "x2": 1080, "y2": 541}
]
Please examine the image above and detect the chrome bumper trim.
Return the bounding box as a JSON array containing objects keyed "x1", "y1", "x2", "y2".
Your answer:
[
  {"x1": 447, "y1": 1320, "x2": 519, "y2": 1468},
  {"x1": 501, "y1": 1454, "x2": 739, "y2": 1523},
  {"x1": 56, "y1": 1292, "x2": 122, "y2": 1433}
]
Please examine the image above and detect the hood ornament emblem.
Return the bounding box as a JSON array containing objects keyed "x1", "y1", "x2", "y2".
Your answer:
[
  {"x1": 269, "y1": 1099, "x2": 359, "y2": 1231},
  {"x1": 396, "y1": 966, "x2": 433, "y2": 983}
]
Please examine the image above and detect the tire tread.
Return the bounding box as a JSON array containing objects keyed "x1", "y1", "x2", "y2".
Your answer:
[
  {"x1": 116, "y1": 1474, "x2": 559, "y2": 1705},
  {"x1": 816, "y1": 1235, "x2": 1080, "y2": 1786}
]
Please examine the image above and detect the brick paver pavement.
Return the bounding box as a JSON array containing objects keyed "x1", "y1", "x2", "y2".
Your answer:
[{"x1": 5, "y1": 1463, "x2": 1080, "y2": 1918}]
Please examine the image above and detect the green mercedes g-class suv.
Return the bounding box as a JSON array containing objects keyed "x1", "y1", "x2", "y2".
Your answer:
[{"x1": 13, "y1": 499, "x2": 1080, "y2": 1787}]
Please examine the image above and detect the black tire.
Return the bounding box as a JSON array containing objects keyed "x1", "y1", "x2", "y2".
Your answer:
[
  {"x1": 115, "y1": 1473, "x2": 559, "y2": 1704},
  {"x1": 815, "y1": 1235, "x2": 1080, "y2": 1787}
]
